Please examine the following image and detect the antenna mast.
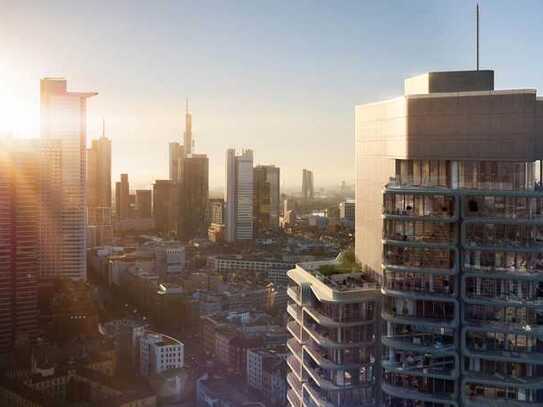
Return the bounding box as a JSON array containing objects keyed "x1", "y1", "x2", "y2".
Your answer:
[{"x1": 476, "y1": 3, "x2": 480, "y2": 70}]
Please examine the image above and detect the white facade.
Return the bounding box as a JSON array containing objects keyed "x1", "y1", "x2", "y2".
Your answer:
[
  {"x1": 155, "y1": 243, "x2": 185, "y2": 274},
  {"x1": 40, "y1": 78, "x2": 97, "y2": 281},
  {"x1": 225, "y1": 149, "x2": 254, "y2": 242},
  {"x1": 139, "y1": 332, "x2": 184, "y2": 376}
]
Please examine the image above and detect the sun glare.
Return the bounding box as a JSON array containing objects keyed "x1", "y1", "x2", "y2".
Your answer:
[{"x1": 0, "y1": 94, "x2": 40, "y2": 138}]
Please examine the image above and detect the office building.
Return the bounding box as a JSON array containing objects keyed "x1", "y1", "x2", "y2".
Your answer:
[
  {"x1": 225, "y1": 149, "x2": 254, "y2": 242},
  {"x1": 153, "y1": 180, "x2": 177, "y2": 235},
  {"x1": 302, "y1": 169, "x2": 314, "y2": 200},
  {"x1": 247, "y1": 346, "x2": 288, "y2": 407},
  {"x1": 209, "y1": 198, "x2": 225, "y2": 225},
  {"x1": 139, "y1": 332, "x2": 184, "y2": 376},
  {"x1": 169, "y1": 142, "x2": 184, "y2": 184},
  {"x1": 254, "y1": 165, "x2": 280, "y2": 234},
  {"x1": 356, "y1": 70, "x2": 543, "y2": 406},
  {"x1": 115, "y1": 173, "x2": 130, "y2": 220},
  {"x1": 136, "y1": 189, "x2": 152, "y2": 218},
  {"x1": 178, "y1": 154, "x2": 209, "y2": 241},
  {"x1": 87, "y1": 133, "x2": 112, "y2": 247},
  {"x1": 0, "y1": 140, "x2": 39, "y2": 355},
  {"x1": 286, "y1": 259, "x2": 380, "y2": 407},
  {"x1": 184, "y1": 99, "x2": 193, "y2": 155},
  {"x1": 40, "y1": 78, "x2": 97, "y2": 281}
]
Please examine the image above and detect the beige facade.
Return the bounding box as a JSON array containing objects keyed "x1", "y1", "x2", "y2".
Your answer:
[{"x1": 356, "y1": 70, "x2": 543, "y2": 280}]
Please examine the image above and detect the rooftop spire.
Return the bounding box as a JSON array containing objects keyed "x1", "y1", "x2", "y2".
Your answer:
[
  {"x1": 102, "y1": 117, "x2": 106, "y2": 138},
  {"x1": 476, "y1": 2, "x2": 480, "y2": 71}
]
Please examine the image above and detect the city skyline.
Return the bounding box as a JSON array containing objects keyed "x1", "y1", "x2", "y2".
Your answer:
[{"x1": 3, "y1": 0, "x2": 543, "y2": 188}]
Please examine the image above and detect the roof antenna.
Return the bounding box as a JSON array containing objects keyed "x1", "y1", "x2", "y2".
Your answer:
[
  {"x1": 102, "y1": 117, "x2": 106, "y2": 138},
  {"x1": 476, "y1": 2, "x2": 480, "y2": 71}
]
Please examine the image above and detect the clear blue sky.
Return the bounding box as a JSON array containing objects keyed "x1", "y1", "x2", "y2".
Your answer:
[{"x1": 1, "y1": 0, "x2": 542, "y2": 190}]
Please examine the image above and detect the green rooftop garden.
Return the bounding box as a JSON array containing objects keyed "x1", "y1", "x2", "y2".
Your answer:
[{"x1": 318, "y1": 249, "x2": 362, "y2": 276}]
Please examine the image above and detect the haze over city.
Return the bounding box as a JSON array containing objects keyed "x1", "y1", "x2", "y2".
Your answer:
[
  {"x1": 4, "y1": 2, "x2": 543, "y2": 407},
  {"x1": 2, "y1": 0, "x2": 543, "y2": 188}
]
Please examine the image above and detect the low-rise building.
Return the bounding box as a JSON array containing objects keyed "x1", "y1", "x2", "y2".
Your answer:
[{"x1": 139, "y1": 332, "x2": 184, "y2": 376}]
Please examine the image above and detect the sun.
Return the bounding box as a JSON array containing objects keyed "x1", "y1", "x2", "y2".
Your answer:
[{"x1": 0, "y1": 93, "x2": 40, "y2": 138}]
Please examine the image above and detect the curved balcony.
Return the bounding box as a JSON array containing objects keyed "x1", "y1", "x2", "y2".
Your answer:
[
  {"x1": 383, "y1": 238, "x2": 456, "y2": 250},
  {"x1": 287, "y1": 389, "x2": 302, "y2": 407},
  {"x1": 287, "y1": 337, "x2": 302, "y2": 357},
  {"x1": 304, "y1": 363, "x2": 373, "y2": 392},
  {"x1": 462, "y1": 395, "x2": 543, "y2": 407},
  {"x1": 287, "y1": 355, "x2": 303, "y2": 381},
  {"x1": 288, "y1": 303, "x2": 302, "y2": 323},
  {"x1": 303, "y1": 324, "x2": 374, "y2": 349},
  {"x1": 462, "y1": 294, "x2": 543, "y2": 311},
  {"x1": 383, "y1": 263, "x2": 458, "y2": 276},
  {"x1": 382, "y1": 358, "x2": 458, "y2": 380},
  {"x1": 462, "y1": 371, "x2": 543, "y2": 390},
  {"x1": 288, "y1": 287, "x2": 302, "y2": 305},
  {"x1": 287, "y1": 372, "x2": 303, "y2": 399},
  {"x1": 462, "y1": 240, "x2": 543, "y2": 253},
  {"x1": 381, "y1": 382, "x2": 458, "y2": 407},
  {"x1": 304, "y1": 343, "x2": 374, "y2": 370},
  {"x1": 303, "y1": 305, "x2": 375, "y2": 328},
  {"x1": 382, "y1": 310, "x2": 458, "y2": 329},
  {"x1": 462, "y1": 320, "x2": 543, "y2": 339},
  {"x1": 461, "y1": 327, "x2": 543, "y2": 364},
  {"x1": 382, "y1": 287, "x2": 457, "y2": 303},
  {"x1": 463, "y1": 265, "x2": 543, "y2": 281},
  {"x1": 463, "y1": 217, "x2": 543, "y2": 225},
  {"x1": 382, "y1": 335, "x2": 456, "y2": 355},
  {"x1": 287, "y1": 320, "x2": 304, "y2": 343},
  {"x1": 303, "y1": 383, "x2": 335, "y2": 407}
]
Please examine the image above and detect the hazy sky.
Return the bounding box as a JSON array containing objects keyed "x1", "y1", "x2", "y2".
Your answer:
[{"x1": 1, "y1": 0, "x2": 542, "y2": 190}]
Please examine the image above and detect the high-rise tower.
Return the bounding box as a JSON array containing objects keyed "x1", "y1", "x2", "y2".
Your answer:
[
  {"x1": 356, "y1": 70, "x2": 543, "y2": 406},
  {"x1": 184, "y1": 99, "x2": 193, "y2": 156},
  {"x1": 302, "y1": 169, "x2": 314, "y2": 200},
  {"x1": 254, "y1": 165, "x2": 280, "y2": 234},
  {"x1": 40, "y1": 78, "x2": 97, "y2": 281},
  {"x1": 0, "y1": 139, "x2": 40, "y2": 354},
  {"x1": 225, "y1": 149, "x2": 254, "y2": 242}
]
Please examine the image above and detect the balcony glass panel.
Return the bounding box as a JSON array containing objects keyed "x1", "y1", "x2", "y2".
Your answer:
[
  {"x1": 383, "y1": 372, "x2": 455, "y2": 396},
  {"x1": 385, "y1": 298, "x2": 455, "y2": 323},
  {"x1": 464, "y1": 195, "x2": 543, "y2": 219},
  {"x1": 464, "y1": 304, "x2": 542, "y2": 325},
  {"x1": 384, "y1": 220, "x2": 456, "y2": 243},
  {"x1": 465, "y1": 223, "x2": 543, "y2": 248},
  {"x1": 464, "y1": 250, "x2": 543, "y2": 274},
  {"x1": 384, "y1": 245, "x2": 454, "y2": 269},
  {"x1": 464, "y1": 383, "x2": 543, "y2": 403},
  {"x1": 384, "y1": 192, "x2": 455, "y2": 218},
  {"x1": 385, "y1": 272, "x2": 455, "y2": 295},
  {"x1": 383, "y1": 350, "x2": 456, "y2": 377},
  {"x1": 458, "y1": 161, "x2": 535, "y2": 191},
  {"x1": 465, "y1": 277, "x2": 543, "y2": 303},
  {"x1": 466, "y1": 331, "x2": 543, "y2": 354}
]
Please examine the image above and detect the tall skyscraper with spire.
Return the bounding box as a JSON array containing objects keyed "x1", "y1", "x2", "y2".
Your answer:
[{"x1": 184, "y1": 98, "x2": 193, "y2": 156}]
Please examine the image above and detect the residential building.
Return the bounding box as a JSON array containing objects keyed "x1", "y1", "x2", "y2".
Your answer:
[
  {"x1": 302, "y1": 169, "x2": 314, "y2": 200},
  {"x1": 339, "y1": 199, "x2": 355, "y2": 223},
  {"x1": 153, "y1": 180, "x2": 177, "y2": 235},
  {"x1": 356, "y1": 69, "x2": 543, "y2": 406},
  {"x1": 178, "y1": 154, "x2": 209, "y2": 241},
  {"x1": 0, "y1": 139, "x2": 39, "y2": 355},
  {"x1": 169, "y1": 142, "x2": 184, "y2": 184},
  {"x1": 286, "y1": 259, "x2": 380, "y2": 407},
  {"x1": 254, "y1": 165, "x2": 280, "y2": 234},
  {"x1": 115, "y1": 173, "x2": 130, "y2": 220},
  {"x1": 40, "y1": 78, "x2": 97, "y2": 281},
  {"x1": 247, "y1": 346, "x2": 288, "y2": 407},
  {"x1": 136, "y1": 189, "x2": 152, "y2": 218},
  {"x1": 139, "y1": 332, "x2": 184, "y2": 376},
  {"x1": 225, "y1": 149, "x2": 254, "y2": 242}
]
